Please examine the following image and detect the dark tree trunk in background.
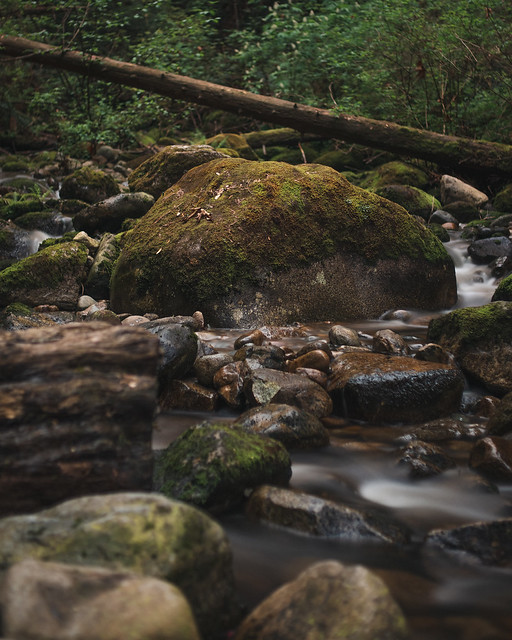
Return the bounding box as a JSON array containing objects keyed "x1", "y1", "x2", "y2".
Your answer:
[{"x1": 2, "y1": 34, "x2": 512, "y2": 175}]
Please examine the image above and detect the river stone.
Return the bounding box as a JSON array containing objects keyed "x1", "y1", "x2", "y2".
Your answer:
[
  {"x1": 60, "y1": 166, "x2": 121, "y2": 204},
  {"x1": 395, "y1": 418, "x2": 487, "y2": 444},
  {"x1": 0, "y1": 241, "x2": 89, "y2": 310},
  {"x1": 329, "y1": 324, "x2": 361, "y2": 347},
  {"x1": 0, "y1": 492, "x2": 239, "y2": 636},
  {"x1": 469, "y1": 436, "x2": 512, "y2": 481},
  {"x1": 487, "y1": 391, "x2": 512, "y2": 435},
  {"x1": 326, "y1": 351, "x2": 464, "y2": 423},
  {"x1": 244, "y1": 368, "x2": 333, "y2": 417},
  {"x1": 110, "y1": 158, "x2": 456, "y2": 327},
  {"x1": 397, "y1": 440, "x2": 456, "y2": 478},
  {"x1": 84, "y1": 232, "x2": 121, "y2": 299},
  {"x1": 0, "y1": 303, "x2": 58, "y2": 330},
  {"x1": 375, "y1": 184, "x2": 440, "y2": 219},
  {"x1": 73, "y1": 192, "x2": 155, "y2": 235},
  {"x1": 286, "y1": 348, "x2": 331, "y2": 373},
  {"x1": 160, "y1": 378, "x2": 219, "y2": 412},
  {"x1": 424, "y1": 518, "x2": 512, "y2": 567},
  {"x1": 234, "y1": 403, "x2": 329, "y2": 449},
  {"x1": 468, "y1": 236, "x2": 512, "y2": 264},
  {"x1": 440, "y1": 175, "x2": 488, "y2": 207},
  {"x1": 427, "y1": 301, "x2": 512, "y2": 395},
  {"x1": 372, "y1": 329, "x2": 410, "y2": 355},
  {"x1": 234, "y1": 560, "x2": 409, "y2": 640},
  {"x1": 128, "y1": 144, "x2": 230, "y2": 198},
  {"x1": 0, "y1": 323, "x2": 160, "y2": 515},
  {"x1": 213, "y1": 360, "x2": 248, "y2": 408},
  {"x1": 194, "y1": 352, "x2": 235, "y2": 386},
  {"x1": 2, "y1": 559, "x2": 200, "y2": 640},
  {"x1": 153, "y1": 422, "x2": 291, "y2": 513},
  {"x1": 247, "y1": 485, "x2": 409, "y2": 544}
]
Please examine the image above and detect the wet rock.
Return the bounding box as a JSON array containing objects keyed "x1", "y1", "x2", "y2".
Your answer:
[
  {"x1": 77, "y1": 294, "x2": 97, "y2": 309},
  {"x1": 396, "y1": 419, "x2": 487, "y2": 444},
  {"x1": 1, "y1": 559, "x2": 200, "y2": 640},
  {"x1": 427, "y1": 301, "x2": 512, "y2": 395},
  {"x1": 0, "y1": 302, "x2": 58, "y2": 330},
  {"x1": 84, "y1": 232, "x2": 121, "y2": 299},
  {"x1": 234, "y1": 343, "x2": 286, "y2": 371},
  {"x1": 414, "y1": 342, "x2": 454, "y2": 365},
  {"x1": 0, "y1": 241, "x2": 89, "y2": 310},
  {"x1": 329, "y1": 324, "x2": 361, "y2": 347},
  {"x1": 247, "y1": 485, "x2": 409, "y2": 544},
  {"x1": 213, "y1": 360, "x2": 248, "y2": 408},
  {"x1": 244, "y1": 368, "x2": 333, "y2": 417},
  {"x1": 294, "y1": 366, "x2": 329, "y2": 388},
  {"x1": 425, "y1": 518, "x2": 512, "y2": 566},
  {"x1": 469, "y1": 436, "x2": 512, "y2": 481},
  {"x1": 440, "y1": 175, "x2": 488, "y2": 207},
  {"x1": 492, "y1": 271, "x2": 512, "y2": 301},
  {"x1": 286, "y1": 348, "x2": 331, "y2": 373},
  {"x1": 128, "y1": 144, "x2": 229, "y2": 198},
  {"x1": 86, "y1": 308, "x2": 120, "y2": 324},
  {"x1": 0, "y1": 492, "x2": 240, "y2": 636},
  {"x1": 194, "y1": 352, "x2": 235, "y2": 386},
  {"x1": 60, "y1": 166, "x2": 121, "y2": 204},
  {"x1": 73, "y1": 192, "x2": 155, "y2": 235},
  {"x1": 234, "y1": 328, "x2": 267, "y2": 349},
  {"x1": 142, "y1": 321, "x2": 198, "y2": 389},
  {"x1": 372, "y1": 329, "x2": 410, "y2": 355},
  {"x1": 487, "y1": 391, "x2": 512, "y2": 435},
  {"x1": 0, "y1": 323, "x2": 159, "y2": 515},
  {"x1": 160, "y1": 378, "x2": 218, "y2": 412},
  {"x1": 490, "y1": 255, "x2": 512, "y2": 279},
  {"x1": 397, "y1": 440, "x2": 456, "y2": 478},
  {"x1": 473, "y1": 395, "x2": 500, "y2": 418},
  {"x1": 111, "y1": 158, "x2": 456, "y2": 326},
  {"x1": 73, "y1": 230, "x2": 100, "y2": 253},
  {"x1": 468, "y1": 236, "x2": 512, "y2": 264},
  {"x1": 442, "y1": 200, "x2": 481, "y2": 223},
  {"x1": 153, "y1": 422, "x2": 291, "y2": 513},
  {"x1": 234, "y1": 403, "x2": 329, "y2": 449},
  {"x1": 327, "y1": 351, "x2": 464, "y2": 423},
  {"x1": 234, "y1": 560, "x2": 409, "y2": 640},
  {"x1": 294, "y1": 338, "x2": 333, "y2": 359},
  {"x1": 429, "y1": 209, "x2": 459, "y2": 225},
  {"x1": 15, "y1": 210, "x2": 73, "y2": 235}
]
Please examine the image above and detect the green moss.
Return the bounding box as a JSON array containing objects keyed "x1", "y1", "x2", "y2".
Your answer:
[
  {"x1": 1, "y1": 302, "x2": 32, "y2": 316},
  {"x1": 428, "y1": 301, "x2": 512, "y2": 345},
  {"x1": 492, "y1": 274, "x2": 512, "y2": 302},
  {"x1": 359, "y1": 160, "x2": 430, "y2": 191},
  {"x1": 39, "y1": 231, "x2": 78, "y2": 251},
  {"x1": 428, "y1": 223, "x2": 450, "y2": 243},
  {"x1": 0, "y1": 197, "x2": 47, "y2": 221}
]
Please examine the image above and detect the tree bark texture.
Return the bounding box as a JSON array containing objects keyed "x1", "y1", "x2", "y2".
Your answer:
[
  {"x1": 0, "y1": 322, "x2": 160, "y2": 516},
  {"x1": 2, "y1": 34, "x2": 512, "y2": 174}
]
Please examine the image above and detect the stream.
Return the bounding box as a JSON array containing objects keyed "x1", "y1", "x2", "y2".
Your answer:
[{"x1": 153, "y1": 232, "x2": 512, "y2": 639}]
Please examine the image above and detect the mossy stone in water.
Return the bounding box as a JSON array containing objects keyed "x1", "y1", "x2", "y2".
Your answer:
[
  {"x1": 359, "y1": 160, "x2": 430, "y2": 191},
  {"x1": 492, "y1": 272, "x2": 512, "y2": 301},
  {"x1": 375, "y1": 184, "x2": 440, "y2": 220},
  {"x1": 60, "y1": 166, "x2": 120, "y2": 204},
  {"x1": 111, "y1": 158, "x2": 455, "y2": 327}
]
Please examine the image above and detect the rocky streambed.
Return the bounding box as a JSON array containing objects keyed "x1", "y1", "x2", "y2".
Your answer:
[{"x1": 1, "y1": 140, "x2": 512, "y2": 639}]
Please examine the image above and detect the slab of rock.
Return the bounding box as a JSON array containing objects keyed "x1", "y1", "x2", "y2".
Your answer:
[
  {"x1": 234, "y1": 560, "x2": 409, "y2": 640},
  {"x1": 154, "y1": 422, "x2": 291, "y2": 513},
  {"x1": 0, "y1": 241, "x2": 89, "y2": 310},
  {"x1": 244, "y1": 368, "x2": 333, "y2": 417},
  {"x1": 0, "y1": 322, "x2": 160, "y2": 515},
  {"x1": 440, "y1": 175, "x2": 488, "y2": 207},
  {"x1": 326, "y1": 351, "x2": 464, "y2": 423},
  {"x1": 2, "y1": 559, "x2": 200, "y2": 640},
  {"x1": 247, "y1": 485, "x2": 409, "y2": 544},
  {"x1": 427, "y1": 301, "x2": 512, "y2": 395},
  {"x1": 234, "y1": 403, "x2": 329, "y2": 449},
  {"x1": 0, "y1": 492, "x2": 240, "y2": 637},
  {"x1": 73, "y1": 191, "x2": 155, "y2": 235}
]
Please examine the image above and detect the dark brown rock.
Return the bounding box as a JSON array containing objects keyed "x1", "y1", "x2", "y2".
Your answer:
[
  {"x1": 160, "y1": 378, "x2": 218, "y2": 412},
  {"x1": 469, "y1": 436, "x2": 512, "y2": 481}
]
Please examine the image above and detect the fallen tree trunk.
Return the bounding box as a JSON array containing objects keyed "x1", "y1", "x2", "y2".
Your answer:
[{"x1": 2, "y1": 34, "x2": 512, "y2": 174}]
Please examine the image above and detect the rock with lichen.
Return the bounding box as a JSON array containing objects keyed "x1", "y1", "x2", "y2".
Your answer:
[{"x1": 111, "y1": 158, "x2": 456, "y2": 327}]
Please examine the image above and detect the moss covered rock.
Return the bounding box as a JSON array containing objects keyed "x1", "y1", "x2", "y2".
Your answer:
[
  {"x1": 73, "y1": 192, "x2": 155, "y2": 236},
  {"x1": 206, "y1": 133, "x2": 258, "y2": 160},
  {"x1": 492, "y1": 272, "x2": 512, "y2": 301},
  {"x1": 128, "y1": 144, "x2": 229, "y2": 198},
  {"x1": 359, "y1": 160, "x2": 430, "y2": 191},
  {"x1": 375, "y1": 185, "x2": 440, "y2": 220},
  {"x1": 493, "y1": 183, "x2": 512, "y2": 213},
  {"x1": 427, "y1": 301, "x2": 512, "y2": 395},
  {"x1": 0, "y1": 241, "x2": 89, "y2": 310},
  {"x1": 60, "y1": 167, "x2": 120, "y2": 204},
  {"x1": 111, "y1": 158, "x2": 456, "y2": 327},
  {"x1": 0, "y1": 492, "x2": 240, "y2": 637},
  {"x1": 154, "y1": 421, "x2": 291, "y2": 513}
]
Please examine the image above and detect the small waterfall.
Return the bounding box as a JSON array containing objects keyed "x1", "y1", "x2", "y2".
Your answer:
[{"x1": 445, "y1": 232, "x2": 497, "y2": 308}]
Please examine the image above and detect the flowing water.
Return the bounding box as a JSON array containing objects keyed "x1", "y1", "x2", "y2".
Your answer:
[{"x1": 155, "y1": 231, "x2": 512, "y2": 639}]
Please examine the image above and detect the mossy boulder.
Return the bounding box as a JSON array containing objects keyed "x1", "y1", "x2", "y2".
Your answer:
[
  {"x1": 205, "y1": 133, "x2": 258, "y2": 160},
  {"x1": 493, "y1": 183, "x2": 512, "y2": 213},
  {"x1": 375, "y1": 185, "x2": 440, "y2": 220},
  {"x1": 111, "y1": 158, "x2": 456, "y2": 327},
  {"x1": 60, "y1": 167, "x2": 121, "y2": 204},
  {"x1": 359, "y1": 160, "x2": 430, "y2": 191},
  {"x1": 427, "y1": 301, "x2": 512, "y2": 395},
  {"x1": 0, "y1": 241, "x2": 89, "y2": 310},
  {"x1": 84, "y1": 232, "x2": 121, "y2": 299},
  {"x1": 492, "y1": 272, "x2": 512, "y2": 301},
  {"x1": 128, "y1": 144, "x2": 229, "y2": 198},
  {"x1": 0, "y1": 492, "x2": 240, "y2": 637},
  {"x1": 14, "y1": 211, "x2": 72, "y2": 235},
  {"x1": 154, "y1": 421, "x2": 292, "y2": 513},
  {"x1": 73, "y1": 192, "x2": 155, "y2": 236}
]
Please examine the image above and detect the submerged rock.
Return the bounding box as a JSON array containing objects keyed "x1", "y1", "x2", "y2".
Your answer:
[
  {"x1": 154, "y1": 422, "x2": 291, "y2": 513},
  {"x1": 0, "y1": 492, "x2": 239, "y2": 637},
  {"x1": 2, "y1": 558, "x2": 200, "y2": 640},
  {"x1": 111, "y1": 158, "x2": 456, "y2": 326},
  {"x1": 427, "y1": 301, "x2": 512, "y2": 395},
  {"x1": 234, "y1": 560, "x2": 409, "y2": 640}
]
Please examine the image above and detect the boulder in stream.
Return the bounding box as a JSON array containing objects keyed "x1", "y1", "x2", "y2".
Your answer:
[
  {"x1": 73, "y1": 191, "x2": 155, "y2": 235},
  {"x1": 111, "y1": 158, "x2": 456, "y2": 326},
  {"x1": 234, "y1": 560, "x2": 409, "y2": 640},
  {"x1": 60, "y1": 166, "x2": 121, "y2": 204}
]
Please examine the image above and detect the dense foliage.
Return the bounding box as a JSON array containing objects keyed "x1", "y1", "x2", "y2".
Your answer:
[{"x1": 1, "y1": 0, "x2": 511, "y2": 151}]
